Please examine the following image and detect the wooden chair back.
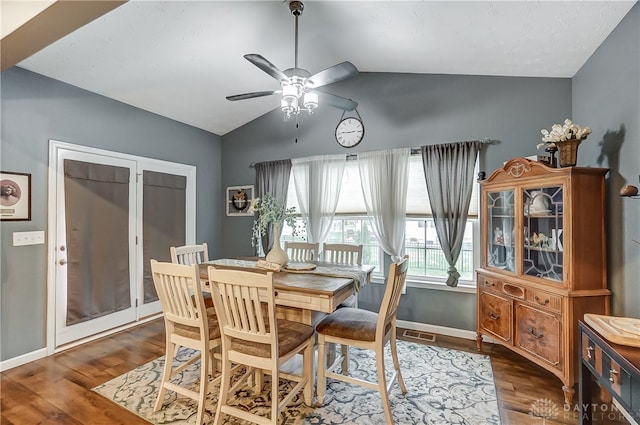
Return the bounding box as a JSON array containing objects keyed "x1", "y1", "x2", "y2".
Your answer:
[
  {"x1": 151, "y1": 260, "x2": 208, "y2": 332},
  {"x1": 285, "y1": 241, "x2": 319, "y2": 262},
  {"x1": 322, "y1": 243, "x2": 363, "y2": 266},
  {"x1": 170, "y1": 243, "x2": 209, "y2": 266},
  {"x1": 209, "y1": 269, "x2": 276, "y2": 359},
  {"x1": 376, "y1": 255, "x2": 410, "y2": 341}
]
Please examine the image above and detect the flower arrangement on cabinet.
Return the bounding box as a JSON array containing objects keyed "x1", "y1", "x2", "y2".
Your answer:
[
  {"x1": 251, "y1": 193, "x2": 303, "y2": 247},
  {"x1": 537, "y1": 119, "x2": 592, "y2": 150}
]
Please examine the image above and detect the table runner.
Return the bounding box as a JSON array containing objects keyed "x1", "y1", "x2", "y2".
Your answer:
[{"x1": 205, "y1": 259, "x2": 368, "y2": 291}]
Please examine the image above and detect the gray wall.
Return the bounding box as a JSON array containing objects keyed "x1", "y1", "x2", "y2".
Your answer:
[
  {"x1": 573, "y1": 3, "x2": 640, "y2": 318},
  {"x1": 221, "y1": 73, "x2": 573, "y2": 331},
  {"x1": 0, "y1": 67, "x2": 222, "y2": 361}
]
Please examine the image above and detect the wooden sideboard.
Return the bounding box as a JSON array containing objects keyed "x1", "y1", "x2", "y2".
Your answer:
[{"x1": 579, "y1": 321, "x2": 640, "y2": 424}]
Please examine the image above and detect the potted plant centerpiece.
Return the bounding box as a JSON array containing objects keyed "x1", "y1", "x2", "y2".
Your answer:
[
  {"x1": 537, "y1": 119, "x2": 591, "y2": 167},
  {"x1": 251, "y1": 193, "x2": 302, "y2": 265}
]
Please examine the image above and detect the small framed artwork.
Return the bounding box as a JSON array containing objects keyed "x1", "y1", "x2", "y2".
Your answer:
[
  {"x1": 1, "y1": 171, "x2": 31, "y2": 221},
  {"x1": 226, "y1": 185, "x2": 254, "y2": 216}
]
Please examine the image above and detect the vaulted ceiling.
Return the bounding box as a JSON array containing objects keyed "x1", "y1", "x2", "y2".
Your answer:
[{"x1": 5, "y1": 1, "x2": 637, "y2": 136}]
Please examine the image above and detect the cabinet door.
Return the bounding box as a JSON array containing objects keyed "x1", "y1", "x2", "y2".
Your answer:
[
  {"x1": 486, "y1": 189, "x2": 515, "y2": 272},
  {"x1": 515, "y1": 303, "x2": 562, "y2": 368},
  {"x1": 479, "y1": 291, "x2": 512, "y2": 342},
  {"x1": 522, "y1": 186, "x2": 564, "y2": 283}
]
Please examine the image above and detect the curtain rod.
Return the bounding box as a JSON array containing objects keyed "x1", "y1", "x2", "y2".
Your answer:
[{"x1": 249, "y1": 138, "x2": 494, "y2": 167}]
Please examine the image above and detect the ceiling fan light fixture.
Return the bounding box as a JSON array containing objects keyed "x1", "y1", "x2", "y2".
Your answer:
[
  {"x1": 281, "y1": 96, "x2": 298, "y2": 119},
  {"x1": 282, "y1": 83, "x2": 299, "y2": 102},
  {"x1": 303, "y1": 92, "x2": 318, "y2": 112},
  {"x1": 226, "y1": 1, "x2": 359, "y2": 120}
]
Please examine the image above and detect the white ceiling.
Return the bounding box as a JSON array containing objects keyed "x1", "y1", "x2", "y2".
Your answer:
[{"x1": 16, "y1": 1, "x2": 637, "y2": 136}]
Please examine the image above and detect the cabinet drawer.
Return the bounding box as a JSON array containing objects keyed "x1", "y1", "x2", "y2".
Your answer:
[
  {"x1": 515, "y1": 303, "x2": 562, "y2": 369},
  {"x1": 603, "y1": 354, "x2": 633, "y2": 406},
  {"x1": 525, "y1": 288, "x2": 562, "y2": 313},
  {"x1": 478, "y1": 276, "x2": 503, "y2": 293},
  {"x1": 479, "y1": 291, "x2": 512, "y2": 342}
]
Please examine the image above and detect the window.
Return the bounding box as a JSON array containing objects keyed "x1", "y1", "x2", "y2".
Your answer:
[
  {"x1": 283, "y1": 151, "x2": 479, "y2": 284},
  {"x1": 405, "y1": 218, "x2": 475, "y2": 281}
]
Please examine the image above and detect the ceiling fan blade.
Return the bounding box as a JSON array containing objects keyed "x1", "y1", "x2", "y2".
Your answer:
[
  {"x1": 306, "y1": 61, "x2": 359, "y2": 89},
  {"x1": 316, "y1": 91, "x2": 358, "y2": 111},
  {"x1": 226, "y1": 91, "x2": 279, "y2": 101},
  {"x1": 244, "y1": 54, "x2": 290, "y2": 83}
]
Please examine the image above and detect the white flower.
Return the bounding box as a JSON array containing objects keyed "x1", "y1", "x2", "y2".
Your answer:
[{"x1": 538, "y1": 119, "x2": 591, "y2": 149}]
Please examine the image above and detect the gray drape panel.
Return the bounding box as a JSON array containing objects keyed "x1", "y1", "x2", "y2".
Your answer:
[
  {"x1": 254, "y1": 159, "x2": 292, "y2": 254},
  {"x1": 142, "y1": 171, "x2": 187, "y2": 303},
  {"x1": 421, "y1": 141, "x2": 482, "y2": 287},
  {"x1": 64, "y1": 159, "x2": 130, "y2": 325}
]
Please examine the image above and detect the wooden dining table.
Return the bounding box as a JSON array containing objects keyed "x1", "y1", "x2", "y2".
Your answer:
[{"x1": 199, "y1": 259, "x2": 374, "y2": 326}]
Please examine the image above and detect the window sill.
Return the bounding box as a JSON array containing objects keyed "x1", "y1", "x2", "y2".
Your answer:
[{"x1": 369, "y1": 275, "x2": 477, "y2": 294}]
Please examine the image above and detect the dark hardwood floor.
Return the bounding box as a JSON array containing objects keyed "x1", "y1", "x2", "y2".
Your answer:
[{"x1": 1, "y1": 319, "x2": 630, "y2": 424}]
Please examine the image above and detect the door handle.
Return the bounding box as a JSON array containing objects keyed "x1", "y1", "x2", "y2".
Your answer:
[{"x1": 59, "y1": 259, "x2": 67, "y2": 265}]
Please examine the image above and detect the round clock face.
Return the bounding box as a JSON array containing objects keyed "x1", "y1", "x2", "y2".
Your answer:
[{"x1": 335, "y1": 117, "x2": 364, "y2": 148}]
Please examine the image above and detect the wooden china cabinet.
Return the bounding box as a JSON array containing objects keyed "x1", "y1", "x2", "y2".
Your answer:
[{"x1": 476, "y1": 157, "x2": 611, "y2": 404}]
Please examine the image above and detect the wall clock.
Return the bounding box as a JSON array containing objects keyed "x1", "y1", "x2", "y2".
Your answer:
[{"x1": 335, "y1": 109, "x2": 364, "y2": 148}]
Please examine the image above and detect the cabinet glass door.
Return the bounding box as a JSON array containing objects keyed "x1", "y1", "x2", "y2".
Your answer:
[
  {"x1": 486, "y1": 190, "x2": 515, "y2": 272},
  {"x1": 523, "y1": 186, "x2": 563, "y2": 282}
]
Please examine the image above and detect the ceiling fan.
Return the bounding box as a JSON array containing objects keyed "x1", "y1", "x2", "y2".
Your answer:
[{"x1": 226, "y1": 1, "x2": 359, "y2": 119}]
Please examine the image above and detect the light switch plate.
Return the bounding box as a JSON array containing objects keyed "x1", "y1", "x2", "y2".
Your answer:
[{"x1": 13, "y1": 231, "x2": 45, "y2": 246}]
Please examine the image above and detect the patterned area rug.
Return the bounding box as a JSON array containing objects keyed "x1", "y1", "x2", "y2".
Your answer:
[{"x1": 93, "y1": 340, "x2": 500, "y2": 424}]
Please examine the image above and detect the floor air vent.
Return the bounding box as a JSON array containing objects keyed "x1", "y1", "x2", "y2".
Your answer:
[{"x1": 402, "y1": 330, "x2": 436, "y2": 342}]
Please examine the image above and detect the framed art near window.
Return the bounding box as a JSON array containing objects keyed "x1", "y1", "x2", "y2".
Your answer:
[
  {"x1": 226, "y1": 185, "x2": 254, "y2": 216},
  {"x1": 1, "y1": 171, "x2": 31, "y2": 221}
]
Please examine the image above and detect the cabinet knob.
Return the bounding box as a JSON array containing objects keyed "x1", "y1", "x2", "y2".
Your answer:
[
  {"x1": 527, "y1": 328, "x2": 544, "y2": 339},
  {"x1": 534, "y1": 296, "x2": 550, "y2": 306},
  {"x1": 586, "y1": 345, "x2": 594, "y2": 360},
  {"x1": 609, "y1": 369, "x2": 618, "y2": 383},
  {"x1": 489, "y1": 311, "x2": 500, "y2": 320}
]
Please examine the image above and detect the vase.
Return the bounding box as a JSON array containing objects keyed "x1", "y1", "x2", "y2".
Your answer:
[
  {"x1": 265, "y1": 222, "x2": 288, "y2": 266},
  {"x1": 556, "y1": 138, "x2": 582, "y2": 167}
]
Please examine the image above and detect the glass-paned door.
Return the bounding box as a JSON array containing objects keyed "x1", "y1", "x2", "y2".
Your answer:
[
  {"x1": 55, "y1": 152, "x2": 137, "y2": 346},
  {"x1": 50, "y1": 141, "x2": 196, "y2": 348},
  {"x1": 522, "y1": 186, "x2": 564, "y2": 282},
  {"x1": 486, "y1": 190, "x2": 515, "y2": 272}
]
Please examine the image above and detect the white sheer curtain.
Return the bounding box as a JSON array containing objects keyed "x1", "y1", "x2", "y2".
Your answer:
[
  {"x1": 291, "y1": 154, "x2": 346, "y2": 245},
  {"x1": 358, "y1": 148, "x2": 410, "y2": 262}
]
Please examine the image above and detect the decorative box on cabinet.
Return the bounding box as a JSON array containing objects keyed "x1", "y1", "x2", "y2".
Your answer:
[{"x1": 476, "y1": 158, "x2": 611, "y2": 404}]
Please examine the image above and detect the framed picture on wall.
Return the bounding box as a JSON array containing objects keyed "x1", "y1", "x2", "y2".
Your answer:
[
  {"x1": 1, "y1": 171, "x2": 31, "y2": 221},
  {"x1": 226, "y1": 185, "x2": 254, "y2": 216}
]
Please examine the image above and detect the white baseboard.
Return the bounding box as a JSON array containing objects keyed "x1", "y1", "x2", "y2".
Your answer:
[
  {"x1": 0, "y1": 347, "x2": 48, "y2": 372},
  {"x1": 0, "y1": 314, "x2": 162, "y2": 372},
  {"x1": 397, "y1": 319, "x2": 495, "y2": 344}
]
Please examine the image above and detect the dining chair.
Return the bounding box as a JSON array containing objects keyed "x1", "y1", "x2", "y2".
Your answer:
[
  {"x1": 171, "y1": 243, "x2": 215, "y2": 309},
  {"x1": 316, "y1": 255, "x2": 410, "y2": 425},
  {"x1": 285, "y1": 241, "x2": 319, "y2": 262},
  {"x1": 322, "y1": 243, "x2": 363, "y2": 309},
  {"x1": 207, "y1": 267, "x2": 315, "y2": 425},
  {"x1": 150, "y1": 260, "x2": 222, "y2": 425},
  {"x1": 322, "y1": 243, "x2": 363, "y2": 266},
  {"x1": 170, "y1": 242, "x2": 209, "y2": 266}
]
